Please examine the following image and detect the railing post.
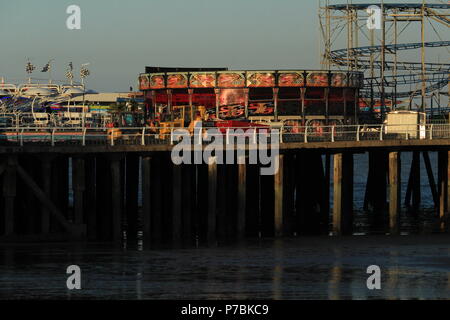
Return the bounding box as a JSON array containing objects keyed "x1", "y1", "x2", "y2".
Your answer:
[
  {"x1": 331, "y1": 126, "x2": 335, "y2": 142},
  {"x1": 380, "y1": 125, "x2": 384, "y2": 141},
  {"x1": 20, "y1": 129, "x2": 24, "y2": 146},
  {"x1": 170, "y1": 128, "x2": 174, "y2": 146},
  {"x1": 110, "y1": 130, "x2": 114, "y2": 146},
  {"x1": 304, "y1": 126, "x2": 308, "y2": 143},
  {"x1": 141, "y1": 127, "x2": 146, "y2": 146},
  {"x1": 82, "y1": 128, "x2": 86, "y2": 146},
  {"x1": 226, "y1": 128, "x2": 230, "y2": 145},
  {"x1": 430, "y1": 124, "x2": 433, "y2": 140},
  {"x1": 253, "y1": 128, "x2": 257, "y2": 144},
  {"x1": 279, "y1": 127, "x2": 283, "y2": 144},
  {"x1": 51, "y1": 128, "x2": 56, "y2": 146},
  {"x1": 356, "y1": 125, "x2": 360, "y2": 142}
]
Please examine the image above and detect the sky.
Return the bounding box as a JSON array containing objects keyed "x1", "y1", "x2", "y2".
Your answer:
[{"x1": 0, "y1": 0, "x2": 448, "y2": 92}]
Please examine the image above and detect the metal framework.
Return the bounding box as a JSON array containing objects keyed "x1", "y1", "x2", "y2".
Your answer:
[{"x1": 319, "y1": 1, "x2": 450, "y2": 114}]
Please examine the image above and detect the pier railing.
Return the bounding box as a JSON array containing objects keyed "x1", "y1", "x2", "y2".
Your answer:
[{"x1": 0, "y1": 124, "x2": 450, "y2": 146}]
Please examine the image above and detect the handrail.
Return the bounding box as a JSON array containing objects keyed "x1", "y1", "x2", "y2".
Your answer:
[{"x1": 0, "y1": 123, "x2": 449, "y2": 147}]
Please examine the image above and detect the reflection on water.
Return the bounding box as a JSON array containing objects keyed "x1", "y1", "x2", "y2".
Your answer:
[{"x1": 0, "y1": 236, "x2": 449, "y2": 300}]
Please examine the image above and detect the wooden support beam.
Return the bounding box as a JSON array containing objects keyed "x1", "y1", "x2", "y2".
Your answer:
[
  {"x1": 3, "y1": 156, "x2": 17, "y2": 236},
  {"x1": 274, "y1": 154, "x2": 284, "y2": 237},
  {"x1": 422, "y1": 152, "x2": 438, "y2": 208},
  {"x1": 182, "y1": 164, "x2": 193, "y2": 243},
  {"x1": 85, "y1": 156, "x2": 97, "y2": 240},
  {"x1": 40, "y1": 156, "x2": 53, "y2": 234},
  {"x1": 237, "y1": 161, "x2": 246, "y2": 239},
  {"x1": 16, "y1": 164, "x2": 80, "y2": 235},
  {"x1": 141, "y1": 156, "x2": 151, "y2": 244},
  {"x1": 125, "y1": 155, "x2": 140, "y2": 241},
  {"x1": 151, "y1": 157, "x2": 163, "y2": 243},
  {"x1": 72, "y1": 157, "x2": 85, "y2": 225},
  {"x1": 389, "y1": 152, "x2": 401, "y2": 235},
  {"x1": 110, "y1": 156, "x2": 123, "y2": 241},
  {"x1": 438, "y1": 151, "x2": 448, "y2": 231},
  {"x1": 207, "y1": 157, "x2": 217, "y2": 245},
  {"x1": 332, "y1": 153, "x2": 353, "y2": 235},
  {"x1": 172, "y1": 164, "x2": 182, "y2": 244},
  {"x1": 412, "y1": 152, "x2": 421, "y2": 210}
]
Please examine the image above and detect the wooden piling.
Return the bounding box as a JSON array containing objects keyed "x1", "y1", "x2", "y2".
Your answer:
[
  {"x1": 110, "y1": 155, "x2": 123, "y2": 241},
  {"x1": 389, "y1": 152, "x2": 401, "y2": 235},
  {"x1": 125, "y1": 155, "x2": 139, "y2": 241},
  {"x1": 438, "y1": 151, "x2": 449, "y2": 232},
  {"x1": 172, "y1": 164, "x2": 182, "y2": 244},
  {"x1": 72, "y1": 157, "x2": 85, "y2": 226},
  {"x1": 182, "y1": 164, "x2": 193, "y2": 243},
  {"x1": 84, "y1": 156, "x2": 97, "y2": 240},
  {"x1": 332, "y1": 153, "x2": 353, "y2": 235},
  {"x1": 207, "y1": 158, "x2": 217, "y2": 245},
  {"x1": 40, "y1": 156, "x2": 52, "y2": 234},
  {"x1": 141, "y1": 156, "x2": 151, "y2": 244},
  {"x1": 237, "y1": 161, "x2": 246, "y2": 240},
  {"x1": 3, "y1": 156, "x2": 17, "y2": 236},
  {"x1": 274, "y1": 154, "x2": 284, "y2": 237},
  {"x1": 151, "y1": 156, "x2": 163, "y2": 244}
]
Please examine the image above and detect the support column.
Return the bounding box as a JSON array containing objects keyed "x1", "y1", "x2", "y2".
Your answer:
[
  {"x1": 40, "y1": 156, "x2": 52, "y2": 234},
  {"x1": 125, "y1": 155, "x2": 139, "y2": 241},
  {"x1": 72, "y1": 157, "x2": 85, "y2": 226},
  {"x1": 182, "y1": 164, "x2": 193, "y2": 243},
  {"x1": 3, "y1": 156, "x2": 17, "y2": 236},
  {"x1": 172, "y1": 164, "x2": 182, "y2": 244},
  {"x1": 237, "y1": 160, "x2": 246, "y2": 240},
  {"x1": 110, "y1": 156, "x2": 123, "y2": 241},
  {"x1": 151, "y1": 157, "x2": 163, "y2": 244},
  {"x1": 332, "y1": 153, "x2": 353, "y2": 235},
  {"x1": 274, "y1": 154, "x2": 284, "y2": 237},
  {"x1": 207, "y1": 158, "x2": 217, "y2": 245},
  {"x1": 85, "y1": 156, "x2": 97, "y2": 240},
  {"x1": 141, "y1": 156, "x2": 151, "y2": 244},
  {"x1": 438, "y1": 151, "x2": 450, "y2": 232},
  {"x1": 389, "y1": 152, "x2": 401, "y2": 235}
]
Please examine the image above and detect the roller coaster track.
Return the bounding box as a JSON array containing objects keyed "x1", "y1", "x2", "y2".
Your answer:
[
  {"x1": 326, "y1": 3, "x2": 449, "y2": 101},
  {"x1": 330, "y1": 41, "x2": 450, "y2": 99}
]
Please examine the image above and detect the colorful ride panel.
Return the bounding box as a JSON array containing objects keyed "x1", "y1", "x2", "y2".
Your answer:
[{"x1": 139, "y1": 70, "x2": 364, "y2": 91}]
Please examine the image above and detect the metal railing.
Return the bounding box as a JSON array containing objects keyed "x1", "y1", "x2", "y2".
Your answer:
[{"x1": 0, "y1": 123, "x2": 449, "y2": 147}]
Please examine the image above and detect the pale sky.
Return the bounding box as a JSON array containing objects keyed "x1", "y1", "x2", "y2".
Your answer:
[{"x1": 0, "y1": 0, "x2": 447, "y2": 91}]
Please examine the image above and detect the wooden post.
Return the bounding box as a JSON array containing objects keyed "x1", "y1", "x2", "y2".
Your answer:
[
  {"x1": 332, "y1": 153, "x2": 353, "y2": 235},
  {"x1": 389, "y1": 152, "x2": 401, "y2": 235},
  {"x1": 110, "y1": 156, "x2": 122, "y2": 241},
  {"x1": 40, "y1": 157, "x2": 52, "y2": 234},
  {"x1": 333, "y1": 153, "x2": 343, "y2": 236},
  {"x1": 207, "y1": 157, "x2": 217, "y2": 245},
  {"x1": 438, "y1": 150, "x2": 450, "y2": 232},
  {"x1": 125, "y1": 155, "x2": 139, "y2": 241},
  {"x1": 151, "y1": 157, "x2": 163, "y2": 244},
  {"x1": 182, "y1": 164, "x2": 193, "y2": 243},
  {"x1": 141, "y1": 156, "x2": 151, "y2": 244},
  {"x1": 3, "y1": 156, "x2": 17, "y2": 236},
  {"x1": 237, "y1": 161, "x2": 246, "y2": 239},
  {"x1": 422, "y1": 152, "x2": 438, "y2": 208},
  {"x1": 172, "y1": 164, "x2": 182, "y2": 244},
  {"x1": 72, "y1": 157, "x2": 85, "y2": 226},
  {"x1": 85, "y1": 156, "x2": 97, "y2": 240},
  {"x1": 274, "y1": 154, "x2": 284, "y2": 237}
]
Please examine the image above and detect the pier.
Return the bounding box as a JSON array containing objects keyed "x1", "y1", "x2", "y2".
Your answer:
[{"x1": 0, "y1": 123, "x2": 449, "y2": 245}]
